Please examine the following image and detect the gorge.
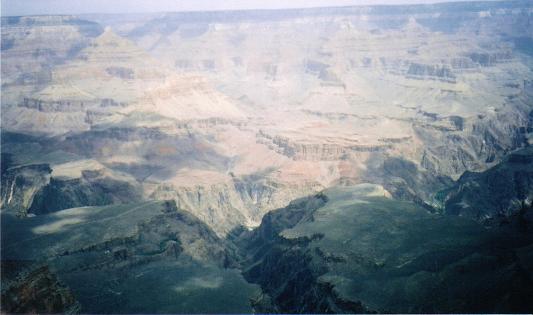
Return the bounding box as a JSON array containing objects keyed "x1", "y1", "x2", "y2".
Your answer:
[{"x1": 1, "y1": 1, "x2": 533, "y2": 313}]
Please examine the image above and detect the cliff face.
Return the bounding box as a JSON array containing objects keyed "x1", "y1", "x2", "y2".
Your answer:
[
  {"x1": 1, "y1": 200, "x2": 260, "y2": 313},
  {"x1": 406, "y1": 63, "x2": 456, "y2": 83},
  {"x1": 237, "y1": 184, "x2": 533, "y2": 313},
  {"x1": 0, "y1": 163, "x2": 52, "y2": 216},
  {"x1": 417, "y1": 103, "x2": 532, "y2": 178},
  {"x1": 258, "y1": 131, "x2": 390, "y2": 161},
  {"x1": 236, "y1": 193, "x2": 366, "y2": 313},
  {"x1": 28, "y1": 170, "x2": 143, "y2": 215},
  {"x1": 1, "y1": 265, "x2": 80, "y2": 314},
  {"x1": 149, "y1": 177, "x2": 322, "y2": 235},
  {"x1": 440, "y1": 147, "x2": 533, "y2": 219}
]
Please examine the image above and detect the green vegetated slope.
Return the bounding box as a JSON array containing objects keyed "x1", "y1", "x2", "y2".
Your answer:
[
  {"x1": 2, "y1": 178, "x2": 533, "y2": 313},
  {"x1": 240, "y1": 184, "x2": 533, "y2": 313},
  {"x1": 1, "y1": 200, "x2": 260, "y2": 314}
]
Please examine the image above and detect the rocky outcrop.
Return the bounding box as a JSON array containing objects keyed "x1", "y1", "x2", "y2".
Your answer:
[
  {"x1": 450, "y1": 57, "x2": 478, "y2": 70},
  {"x1": 237, "y1": 185, "x2": 533, "y2": 313},
  {"x1": 150, "y1": 177, "x2": 322, "y2": 235},
  {"x1": 415, "y1": 102, "x2": 531, "y2": 178},
  {"x1": 237, "y1": 192, "x2": 368, "y2": 313},
  {"x1": 406, "y1": 63, "x2": 456, "y2": 83},
  {"x1": 468, "y1": 51, "x2": 513, "y2": 67},
  {"x1": 0, "y1": 265, "x2": 80, "y2": 314},
  {"x1": 28, "y1": 169, "x2": 142, "y2": 215},
  {"x1": 1, "y1": 163, "x2": 52, "y2": 215},
  {"x1": 21, "y1": 97, "x2": 127, "y2": 113},
  {"x1": 258, "y1": 131, "x2": 389, "y2": 161},
  {"x1": 362, "y1": 156, "x2": 454, "y2": 209},
  {"x1": 21, "y1": 97, "x2": 100, "y2": 112},
  {"x1": 1, "y1": 200, "x2": 257, "y2": 313},
  {"x1": 48, "y1": 201, "x2": 236, "y2": 268},
  {"x1": 449, "y1": 51, "x2": 513, "y2": 70},
  {"x1": 439, "y1": 147, "x2": 533, "y2": 220}
]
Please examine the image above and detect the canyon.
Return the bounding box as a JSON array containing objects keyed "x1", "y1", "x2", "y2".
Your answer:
[{"x1": 1, "y1": 1, "x2": 533, "y2": 313}]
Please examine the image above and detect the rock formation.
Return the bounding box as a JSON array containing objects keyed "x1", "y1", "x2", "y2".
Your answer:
[
  {"x1": 2, "y1": 1, "x2": 533, "y2": 312},
  {"x1": 236, "y1": 184, "x2": 533, "y2": 313}
]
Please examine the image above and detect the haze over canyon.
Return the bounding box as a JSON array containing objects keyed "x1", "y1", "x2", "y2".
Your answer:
[{"x1": 1, "y1": 1, "x2": 533, "y2": 313}]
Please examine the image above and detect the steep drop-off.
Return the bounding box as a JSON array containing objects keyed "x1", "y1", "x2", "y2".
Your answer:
[
  {"x1": 1, "y1": 200, "x2": 261, "y2": 313},
  {"x1": 440, "y1": 146, "x2": 533, "y2": 219},
  {"x1": 237, "y1": 184, "x2": 533, "y2": 313}
]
